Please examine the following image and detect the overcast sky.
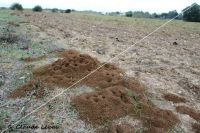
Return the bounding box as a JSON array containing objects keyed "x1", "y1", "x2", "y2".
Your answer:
[{"x1": 0, "y1": 0, "x2": 199, "y2": 13}]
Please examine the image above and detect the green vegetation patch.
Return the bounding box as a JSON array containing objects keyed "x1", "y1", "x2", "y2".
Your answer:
[{"x1": 0, "y1": 10, "x2": 22, "y2": 22}]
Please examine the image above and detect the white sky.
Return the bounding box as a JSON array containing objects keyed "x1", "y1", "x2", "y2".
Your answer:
[{"x1": 0, "y1": 0, "x2": 199, "y2": 13}]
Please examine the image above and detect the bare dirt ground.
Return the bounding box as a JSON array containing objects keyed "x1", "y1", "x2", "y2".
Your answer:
[{"x1": 1, "y1": 10, "x2": 200, "y2": 133}]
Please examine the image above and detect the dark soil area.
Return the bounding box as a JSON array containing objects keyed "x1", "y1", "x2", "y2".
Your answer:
[
  {"x1": 9, "y1": 79, "x2": 45, "y2": 98},
  {"x1": 176, "y1": 106, "x2": 200, "y2": 121},
  {"x1": 163, "y1": 93, "x2": 187, "y2": 103},
  {"x1": 98, "y1": 123, "x2": 135, "y2": 133},
  {"x1": 192, "y1": 123, "x2": 200, "y2": 133}
]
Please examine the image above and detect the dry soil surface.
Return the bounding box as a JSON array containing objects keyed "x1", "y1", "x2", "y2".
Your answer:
[{"x1": 7, "y1": 11, "x2": 200, "y2": 132}]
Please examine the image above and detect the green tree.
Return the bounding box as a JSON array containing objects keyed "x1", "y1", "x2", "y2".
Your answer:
[
  {"x1": 65, "y1": 9, "x2": 71, "y2": 13},
  {"x1": 108, "y1": 11, "x2": 121, "y2": 16},
  {"x1": 132, "y1": 11, "x2": 151, "y2": 18},
  {"x1": 152, "y1": 13, "x2": 159, "y2": 18},
  {"x1": 167, "y1": 10, "x2": 178, "y2": 19},
  {"x1": 10, "y1": 3, "x2": 23, "y2": 11},
  {"x1": 183, "y1": 3, "x2": 200, "y2": 22},
  {"x1": 32, "y1": 5, "x2": 43, "y2": 12},
  {"x1": 160, "y1": 13, "x2": 168, "y2": 19},
  {"x1": 125, "y1": 11, "x2": 133, "y2": 17}
]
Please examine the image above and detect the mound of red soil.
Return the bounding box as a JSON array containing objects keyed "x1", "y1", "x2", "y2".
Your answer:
[
  {"x1": 192, "y1": 123, "x2": 200, "y2": 133},
  {"x1": 141, "y1": 105, "x2": 180, "y2": 133},
  {"x1": 163, "y1": 93, "x2": 187, "y2": 103},
  {"x1": 9, "y1": 80, "x2": 44, "y2": 98},
  {"x1": 32, "y1": 50, "x2": 124, "y2": 89},
  {"x1": 72, "y1": 86, "x2": 134, "y2": 124},
  {"x1": 10, "y1": 50, "x2": 179, "y2": 131},
  {"x1": 73, "y1": 86, "x2": 179, "y2": 132},
  {"x1": 176, "y1": 106, "x2": 200, "y2": 121}
]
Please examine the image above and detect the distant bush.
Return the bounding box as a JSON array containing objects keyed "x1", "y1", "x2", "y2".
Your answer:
[
  {"x1": 32, "y1": 5, "x2": 43, "y2": 12},
  {"x1": 108, "y1": 11, "x2": 121, "y2": 16},
  {"x1": 132, "y1": 11, "x2": 151, "y2": 18},
  {"x1": 183, "y1": 3, "x2": 200, "y2": 22},
  {"x1": 52, "y1": 8, "x2": 59, "y2": 13},
  {"x1": 167, "y1": 10, "x2": 178, "y2": 19},
  {"x1": 10, "y1": 3, "x2": 23, "y2": 11},
  {"x1": 0, "y1": 7, "x2": 7, "y2": 10},
  {"x1": 125, "y1": 11, "x2": 133, "y2": 17},
  {"x1": 65, "y1": 9, "x2": 71, "y2": 13},
  {"x1": 152, "y1": 13, "x2": 159, "y2": 18}
]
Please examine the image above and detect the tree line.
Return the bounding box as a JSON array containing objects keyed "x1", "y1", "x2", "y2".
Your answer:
[
  {"x1": 109, "y1": 3, "x2": 200, "y2": 22},
  {"x1": 7, "y1": 2, "x2": 200, "y2": 22},
  {"x1": 9, "y1": 3, "x2": 72, "y2": 13},
  {"x1": 123, "y1": 10, "x2": 181, "y2": 19}
]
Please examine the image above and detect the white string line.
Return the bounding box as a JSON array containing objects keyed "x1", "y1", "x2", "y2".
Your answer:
[{"x1": 1, "y1": 3, "x2": 197, "y2": 133}]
